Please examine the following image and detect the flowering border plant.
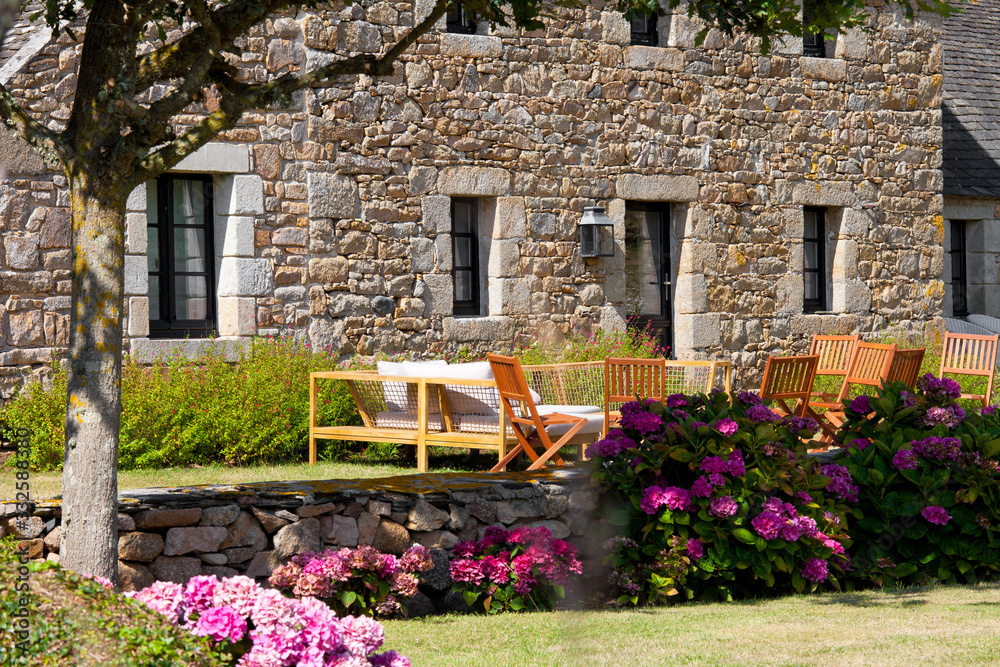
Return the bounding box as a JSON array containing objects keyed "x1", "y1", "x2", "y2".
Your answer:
[
  {"x1": 269, "y1": 544, "x2": 433, "y2": 618},
  {"x1": 449, "y1": 525, "x2": 583, "y2": 613},
  {"x1": 833, "y1": 375, "x2": 1000, "y2": 586},
  {"x1": 127, "y1": 574, "x2": 409, "y2": 666},
  {"x1": 589, "y1": 391, "x2": 853, "y2": 604}
]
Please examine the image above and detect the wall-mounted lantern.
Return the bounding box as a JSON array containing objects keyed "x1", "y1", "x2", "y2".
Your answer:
[{"x1": 579, "y1": 206, "x2": 615, "y2": 258}]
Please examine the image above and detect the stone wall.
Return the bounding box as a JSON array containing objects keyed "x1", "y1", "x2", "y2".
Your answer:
[
  {"x1": 0, "y1": 470, "x2": 605, "y2": 611},
  {"x1": 0, "y1": 0, "x2": 947, "y2": 397}
]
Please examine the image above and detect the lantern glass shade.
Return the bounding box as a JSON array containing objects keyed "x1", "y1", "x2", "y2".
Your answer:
[{"x1": 579, "y1": 206, "x2": 615, "y2": 257}]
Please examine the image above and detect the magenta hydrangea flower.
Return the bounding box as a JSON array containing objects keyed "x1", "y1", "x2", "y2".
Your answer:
[
  {"x1": 848, "y1": 437, "x2": 870, "y2": 451},
  {"x1": 640, "y1": 485, "x2": 692, "y2": 513},
  {"x1": 916, "y1": 373, "x2": 962, "y2": 400},
  {"x1": 911, "y1": 436, "x2": 962, "y2": 461},
  {"x1": 821, "y1": 464, "x2": 858, "y2": 503},
  {"x1": 715, "y1": 418, "x2": 739, "y2": 437},
  {"x1": 751, "y1": 512, "x2": 783, "y2": 540},
  {"x1": 586, "y1": 429, "x2": 638, "y2": 459},
  {"x1": 726, "y1": 450, "x2": 746, "y2": 477},
  {"x1": 737, "y1": 392, "x2": 763, "y2": 406},
  {"x1": 921, "y1": 505, "x2": 952, "y2": 526},
  {"x1": 780, "y1": 415, "x2": 820, "y2": 435},
  {"x1": 666, "y1": 394, "x2": 689, "y2": 408},
  {"x1": 708, "y1": 495, "x2": 738, "y2": 518},
  {"x1": 921, "y1": 405, "x2": 965, "y2": 429},
  {"x1": 189, "y1": 606, "x2": 247, "y2": 643},
  {"x1": 449, "y1": 558, "x2": 485, "y2": 585},
  {"x1": 848, "y1": 395, "x2": 871, "y2": 414},
  {"x1": 800, "y1": 558, "x2": 829, "y2": 583},
  {"x1": 619, "y1": 410, "x2": 665, "y2": 436},
  {"x1": 708, "y1": 473, "x2": 726, "y2": 487},
  {"x1": 746, "y1": 404, "x2": 780, "y2": 423},
  {"x1": 686, "y1": 538, "x2": 704, "y2": 560},
  {"x1": 690, "y1": 476, "x2": 713, "y2": 498},
  {"x1": 700, "y1": 456, "x2": 728, "y2": 474},
  {"x1": 892, "y1": 449, "x2": 919, "y2": 470},
  {"x1": 796, "y1": 491, "x2": 812, "y2": 503}
]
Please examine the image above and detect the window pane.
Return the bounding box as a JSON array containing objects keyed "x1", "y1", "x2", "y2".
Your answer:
[
  {"x1": 453, "y1": 203, "x2": 472, "y2": 234},
  {"x1": 148, "y1": 276, "x2": 160, "y2": 320},
  {"x1": 175, "y1": 276, "x2": 209, "y2": 320},
  {"x1": 147, "y1": 227, "x2": 160, "y2": 273},
  {"x1": 455, "y1": 270, "x2": 472, "y2": 302},
  {"x1": 172, "y1": 180, "x2": 207, "y2": 226},
  {"x1": 804, "y1": 241, "x2": 818, "y2": 270},
  {"x1": 173, "y1": 227, "x2": 207, "y2": 273},
  {"x1": 804, "y1": 213, "x2": 817, "y2": 239},
  {"x1": 804, "y1": 272, "x2": 818, "y2": 301},
  {"x1": 455, "y1": 237, "x2": 472, "y2": 267},
  {"x1": 624, "y1": 210, "x2": 663, "y2": 317}
]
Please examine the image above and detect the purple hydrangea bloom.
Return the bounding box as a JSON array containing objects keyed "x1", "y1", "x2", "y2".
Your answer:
[
  {"x1": 892, "y1": 449, "x2": 919, "y2": 470},
  {"x1": 585, "y1": 430, "x2": 637, "y2": 459},
  {"x1": 821, "y1": 464, "x2": 858, "y2": 503},
  {"x1": 690, "y1": 421, "x2": 708, "y2": 430},
  {"x1": 780, "y1": 416, "x2": 820, "y2": 435},
  {"x1": 708, "y1": 495, "x2": 738, "y2": 518},
  {"x1": 686, "y1": 539, "x2": 704, "y2": 560},
  {"x1": 780, "y1": 521, "x2": 805, "y2": 542},
  {"x1": 761, "y1": 497, "x2": 786, "y2": 515},
  {"x1": 848, "y1": 395, "x2": 872, "y2": 414},
  {"x1": 746, "y1": 404, "x2": 780, "y2": 424},
  {"x1": 672, "y1": 410, "x2": 690, "y2": 421},
  {"x1": 916, "y1": 373, "x2": 962, "y2": 400},
  {"x1": 901, "y1": 391, "x2": 917, "y2": 408},
  {"x1": 751, "y1": 512, "x2": 783, "y2": 540},
  {"x1": 640, "y1": 485, "x2": 692, "y2": 514},
  {"x1": 726, "y1": 450, "x2": 746, "y2": 477},
  {"x1": 708, "y1": 472, "x2": 726, "y2": 487},
  {"x1": 848, "y1": 437, "x2": 870, "y2": 451},
  {"x1": 690, "y1": 477, "x2": 713, "y2": 498},
  {"x1": 737, "y1": 392, "x2": 763, "y2": 406},
  {"x1": 800, "y1": 558, "x2": 829, "y2": 583},
  {"x1": 921, "y1": 405, "x2": 965, "y2": 429},
  {"x1": 796, "y1": 491, "x2": 813, "y2": 503},
  {"x1": 619, "y1": 410, "x2": 665, "y2": 436},
  {"x1": 700, "y1": 456, "x2": 729, "y2": 474},
  {"x1": 715, "y1": 418, "x2": 739, "y2": 437},
  {"x1": 911, "y1": 436, "x2": 961, "y2": 461},
  {"x1": 921, "y1": 505, "x2": 952, "y2": 526},
  {"x1": 666, "y1": 394, "x2": 689, "y2": 408}
]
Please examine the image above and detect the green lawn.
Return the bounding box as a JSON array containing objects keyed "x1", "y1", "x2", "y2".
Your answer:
[
  {"x1": 0, "y1": 451, "x2": 505, "y2": 500},
  {"x1": 383, "y1": 584, "x2": 1000, "y2": 666}
]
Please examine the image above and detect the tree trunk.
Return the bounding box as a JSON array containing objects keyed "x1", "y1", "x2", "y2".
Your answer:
[{"x1": 59, "y1": 171, "x2": 130, "y2": 585}]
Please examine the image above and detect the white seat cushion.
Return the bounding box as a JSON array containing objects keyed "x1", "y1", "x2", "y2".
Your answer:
[
  {"x1": 542, "y1": 412, "x2": 605, "y2": 437},
  {"x1": 377, "y1": 360, "x2": 447, "y2": 412},
  {"x1": 375, "y1": 411, "x2": 444, "y2": 431},
  {"x1": 535, "y1": 404, "x2": 601, "y2": 414}
]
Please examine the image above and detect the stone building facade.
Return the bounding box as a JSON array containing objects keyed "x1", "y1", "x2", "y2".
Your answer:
[{"x1": 0, "y1": 0, "x2": 946, "y2": 398}]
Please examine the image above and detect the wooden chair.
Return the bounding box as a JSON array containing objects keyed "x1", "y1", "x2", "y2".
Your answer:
[
  {"x1": 758, "y1": 355, "x2": 819, "y2": 417},
  {"x1": 808, "y1": 334, "x2": 861, "y2": 402},
  {"x1": 939, "y1": 332, "x2": 999, "y2": 408},
  {"x1": 885, "y1": 348, "x2": 926, "y2": 388},
  {"x1": 810, "y1": 342, "x2": 897, "y2": 441},
  {"x1": 487, "y1": 353, "x2": 589, "y2": 472},
  {"x1": 604, "y1": 357, "x2": 667, "y2": 435}
]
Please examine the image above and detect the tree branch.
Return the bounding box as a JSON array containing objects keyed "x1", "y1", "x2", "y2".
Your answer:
[{"x1": 0, "y1": 81, "x2": 70, "y2": 165}]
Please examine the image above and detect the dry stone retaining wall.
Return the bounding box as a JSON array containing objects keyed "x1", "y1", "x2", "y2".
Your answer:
[
  {"x1": 0, "y1": 1, "x2": 947, "y2": 396},
  {"x1": 0, "y1": 470, "x2": 606, "y2": 612}
]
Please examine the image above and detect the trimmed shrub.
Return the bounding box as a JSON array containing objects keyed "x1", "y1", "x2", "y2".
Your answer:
[
  {"x1": 833, "y1": 375, "x2": 1000, "y2": 587},
  {"x1": 590, "y1": 392, "x2": 853, "y2": 604},
  {"x1": 448, "y1": 525, "x2": 584, "y2": 613},
  {"x1": 269, "y1": 544, "x2": 434, "y2": 617}
]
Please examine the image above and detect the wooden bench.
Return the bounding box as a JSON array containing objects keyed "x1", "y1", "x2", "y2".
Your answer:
[{"x1": 308, "y1": 359, "x2": 732, "y2": 473}]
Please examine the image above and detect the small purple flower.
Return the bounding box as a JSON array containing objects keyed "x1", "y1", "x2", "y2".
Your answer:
[
  {"x1": 800, "y1": 558, "x2": 829, "y2": 583},
  {"x1": 921, "y1": 505, "x2": 952, "y2": 526},
  {"x1": 585, "y1": 430, "x2": 637, "y2": 459},
  {"x1": 901, "y1": 391, "x2": 917, "y2": 408},
  {"x1": 746, "y1": 404, "x2": 780, "y2": 424},
  {"x1": 780, "y1": 521, "x2": 805, "y2": 542},
  {"x1": 690, "y1": 477, "x2": 713, "y2": 498},
  {"x1": 619, "y1": 410, "x2": 665, "y2": 436},
  {"x1": 821, "y1": 464, "x2": 858, "y2": 503},
  {"x1": 666, "y1": 394, "x2": 688, "y2": 408},
  {"x1": 690, "y1": 421, "x2": 708, "y2": 430},
  {"x1": 686, "y1": 539, "x2": 704, "y2": 560},
  {"x1": 780, "y1": 416, "x2": 820, "y2": 435},
  {"x1": 892, "y1": 449, "x2": 919, "y2": 470},
  {"x1": 751, "y1": 512, "x2": 783, "y2": 540},
  {"x1": 916, "y1": 373, "x2": 962, "y2": 400},
  {"x1": 984, "y1": 405, "x2": 997, "y2": 416},
  {"x1": 715, "y1": 418, "x2": 739, "y2": 437},
  {"x1": 921, "y1": 405, "x2": 964, "y2": 429},
  {"x1": 911, "y1": 436, "x2": 961, "y2": 461},
  {"x1": 672, "y1": 410, "x2": 690, "y2": 421},
  {"x1": 708, "y1": 495, "x2": 738, "y2": 518},
  {"x1": 848, "y1": 395, "x2": 871, "y2": 414},
  {"x1": 737, "y1": 391, "x2": 763, "y2": 406},
  {"x1": 796, "y1": 491, "x2": 813, "y2": 503},
  {"x1": 726, "y1": 450, "x2": 746, "y2": 477},
  {"x1": 700, "y1": 456, "x2": 728, "y2": 474},
  {"x1": 708, "y1": 472, "x2": 726, "y2": 487}
]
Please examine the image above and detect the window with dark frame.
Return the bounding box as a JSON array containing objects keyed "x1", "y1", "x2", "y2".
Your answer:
[
  {"x1": 446, "y1": 2, "x2": 477, "y2": 34},
  {"x1": 147, "y1": 175, "x2": 217, "y2": 338},
  {"x1": 802, "y1": 0, "x2": 826, "y2": 58},
  {"x1": 630, "y1": 12, "x2": 658, "y2": 46},
  {"x1": 951, "y1": 220, "x2": 968, "y2": 317},
  {"x1": 803, "y1": 207, "x2": 826, "y2": 313},
  {"x1": 451, "y1": 198, "x2": 480, "y2": 316}
]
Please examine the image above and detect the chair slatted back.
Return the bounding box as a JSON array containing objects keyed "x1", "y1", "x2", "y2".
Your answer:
[
  {"x1": 938, "y1": 332, "x2": 999, "y2": 407},
  {"x1": 759, "y1": 355, "x2": 819, "y2": 416},
  {"x1": 886, "y1": 348, "x2": 926, "y2": 388},
  {"x1": 809, "y1": 334, "x2": 861, "y2": 378},
  {"x1": 486, "y1": 353, "x2": 538, "y2": 422},
  {"x1": 605, "y1": 358, "x2": 667, "y2": 434},
  {"x1": 837, "y1": 342, "x2": 897, "y2": 402}
]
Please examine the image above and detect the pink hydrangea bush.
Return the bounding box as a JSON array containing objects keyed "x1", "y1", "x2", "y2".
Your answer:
[
  {"x1": 448, "y1": 525, "x2": 583, "y2": 613},
  {"x1": 269, "y1": 544, "x2": 433, "y2": 618},
  {"x1": 589, "y1": 390, "x2": 853, "y2": 604},
  {"x1": 126, "y1": 574, "x2": 409, "y2": 667},
  {"x1": 835, "y1": 376, "x2": 1000, "y2": 587}
]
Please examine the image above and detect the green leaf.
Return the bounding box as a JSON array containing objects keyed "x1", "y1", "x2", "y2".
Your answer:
[
  {"x1": 340, "y1": 590, "x2": 358, "y2": 608},
  {"x1": 732, "y1": 528, "x2": 756, "y2": 545},
  {"x1": 669, "y1": 448, "x2": 695, "y2": 462},
  {"x1": 463, "y1": 590, "x2": 480, "y2": 607},
  {"x1": 869, "y1": 468, "x2": 884, "y2": 487},
  {"x1": 608, "y1": 509, "x2": 632, "y2": 526},
  {"x1": 895, "y1": 562, "x2": 918, "y2": 577},
  {"x1": 982, "y1": 439, "x2": 1000, "y2": 459}
]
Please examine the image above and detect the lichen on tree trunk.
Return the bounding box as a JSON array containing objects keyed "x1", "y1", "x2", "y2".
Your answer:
[{"x1": 59, "y1": 174, "x2": 129, "y2": 585}]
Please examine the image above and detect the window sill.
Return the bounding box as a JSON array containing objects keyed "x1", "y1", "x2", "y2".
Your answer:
[{"x1": 129, "y1": 336, "x2": 252, "y2": 363}]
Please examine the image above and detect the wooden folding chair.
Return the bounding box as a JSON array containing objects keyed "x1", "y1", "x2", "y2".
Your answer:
[
  {"x1": 886, "y1": 348, "x2": 926, "y2": 388},
  {"x1": 487, "y1": 353, "x2": 587, "y2": 472},
  {"x1": 810, "y1": 342, "x2": 897, "y2": 442},
  {"x1": 758, "y1": 355, "x2": 819, "y2": 417},
  {"x1": 604, "y1": 357, "x2": 667, "y2": 435},
  {"x1": 808, "y1": 334, "x2": 861, "y2": 402},
  {"x1": 939, "y1": 332, "x2": 999, "y2": 408}
]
